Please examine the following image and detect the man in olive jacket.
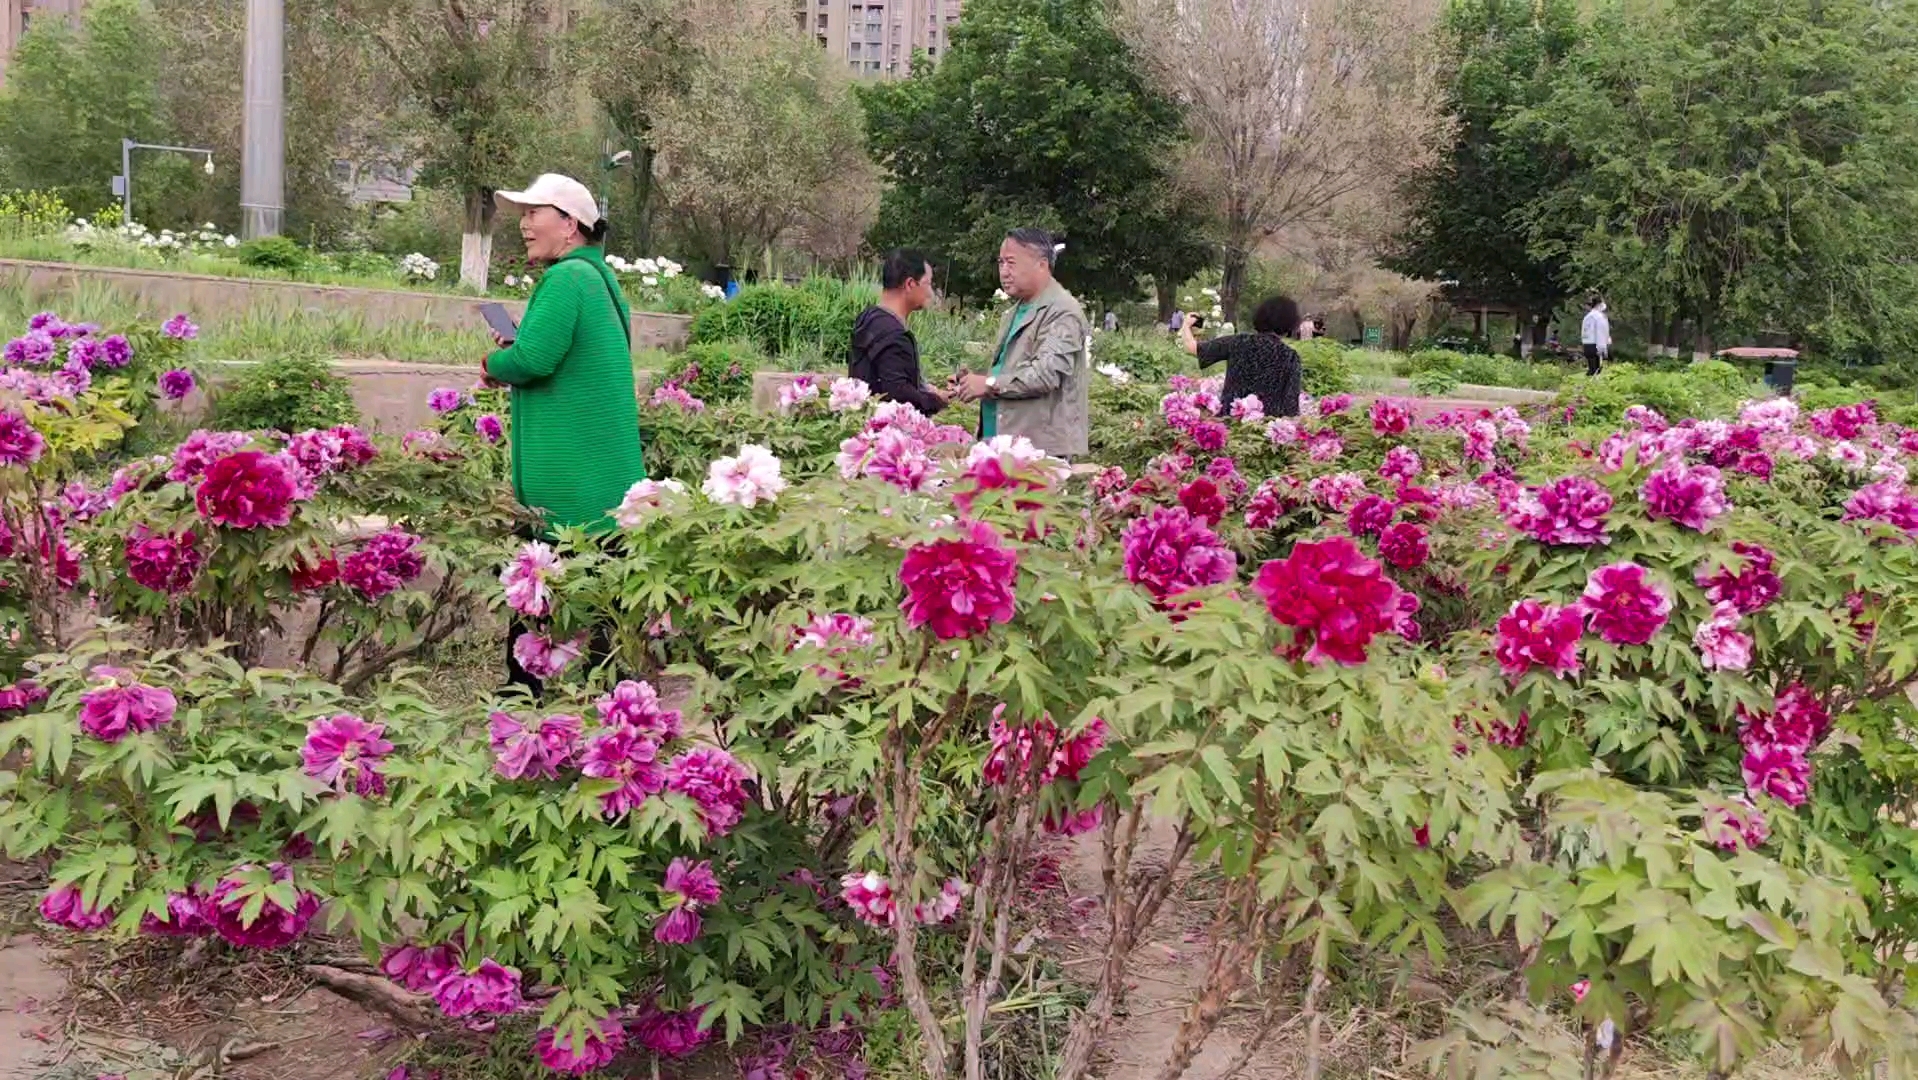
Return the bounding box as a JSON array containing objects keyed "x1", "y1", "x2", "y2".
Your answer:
[{"x1": 957, "y1": 228, "x2": 1090, "y2": 457}]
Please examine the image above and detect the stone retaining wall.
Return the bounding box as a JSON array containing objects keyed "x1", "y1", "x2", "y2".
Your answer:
[{"x1": 0, "y1": 258, "x2": 692, "y2": 352}]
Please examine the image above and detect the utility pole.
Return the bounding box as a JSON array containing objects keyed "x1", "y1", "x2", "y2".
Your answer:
[{"x1": 239, "y1": 0, "x2": 286, "y2": 238}]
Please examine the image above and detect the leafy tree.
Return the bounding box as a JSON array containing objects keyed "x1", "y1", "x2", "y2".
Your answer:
[
  {"x1": 1516, "y1": 0, "x2": 1918, "y2": 359},
  {"x1": 0, "y1": 0, "x2": 166, "y2": 215},
  {"x1": 1386, "y1": 0, "x2": 1581, "y2": 346},
  {"x1": 574, "y1": 0, "x2": 699, "y2": 256},
  {"x1": 861, "y1": 0, "x2": 1202, "y2": 306}
]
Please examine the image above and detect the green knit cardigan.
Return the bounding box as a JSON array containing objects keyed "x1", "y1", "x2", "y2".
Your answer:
[{"x1": 485, "y1": 246, "x2": 646, "y2": 535}]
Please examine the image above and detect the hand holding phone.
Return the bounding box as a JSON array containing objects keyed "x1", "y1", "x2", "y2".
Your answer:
[{"x1": 479, "y1": 302, "x2": 519, "y2": 346}]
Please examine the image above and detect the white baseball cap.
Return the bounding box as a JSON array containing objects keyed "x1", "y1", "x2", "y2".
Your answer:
[{"x1": 495, "y1": 173, "x2": 600, "y2": 228}]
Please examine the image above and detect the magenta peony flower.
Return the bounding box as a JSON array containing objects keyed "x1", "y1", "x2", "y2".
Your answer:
[
  {"x1": 0, "y1": 408, "x2": 46, "y2": 467},
  {"x1": 474, "y1": 413, "x2": 504, "y2": 443},
  {"x1": 841, "y1": 870, "x2": 896, "y2": 927},
  {"x1": 1318, "y1": 393, "x2": 1353, "y2": 416},
  {"x1": 380, "y1": 942, "x2": 463, "y2": 993},
  {"x1": 1189, "y1": 419, "x2": 1229, "y2": 452},
  {"x1": 1244, "y1": 478, "x2": 1291, "y2": 529},
  {"x1": 1695, "y1": 542, "x2": 1781, "y2": 614},
  {"x1": 536, "y1": 1018, "x2": 626, "y2": 1075},
  {"x1": 1506, "y1": 475, "x2": 1612, "y2": 547},
  {"x1": 162, "y1": 314, "x2": 199, "y2": 340},
  {"x1": 432, "y1": 959, "x2": 524, "y2": 1018},
  {"x1": 1742, "y1": 744, "x2": 1811, "y2": 807},
  {"x1": 1641, "y1": 461, "x2": 1729, "y2": 531},
  {"x1": 1701, "y1": 794, "x2": 1770, "y2": 851},
  {"x1": 159, "y1": 369, "x2": 196, "y2": 400},
  {"x1": 1377, "y1": 521, "x2": 1430, "y2": 570},
  {"x1": 1579, "y1": 561, "x2": 1672, "y2": 646},
  {"x1": 1346, "y1": 494, "x2": 1396, "y2": 538},
  {"x1": 302, "y1": 713, "x2": 393, "y2": 797},
  {"x1": 4, "y1": 330, "x2": 55, "y2": 366},
  {"x1": 124, "y1": 527, "x2": 203, "y2": 595},
  {"x1": 168, "y1": 431, "x2": 247, "y2": 484},
  {"x1": 489, "y1": 711, "x2": 583, "y2": 780},
  {"x1": 663, "y1": 857, "x2": 722, "y2": 907},
  {"x1": 78, "y1": 678, "x2": 177, "y2": 743},
  {"x1": 1461, "y1": 419, "x2": 1498, "y2": 463},
  {"x1": 628, "y1": 1003, "x2": 712, "y2": 1059},
  {"x1": 1370, "y1": 397, "x2": 1413, "y2": 436},
  {"x1": 580, "y1": 726, "x2": 667, "y2": 819},
  {"x1": 1693, "y1": 603, "x2": 1753, "y2": 672},
  {"x1": 341, "y1": 529, "x2": 426, "y2": 601},
  {"x1": 284, "y1": 426, "x2": 377, "y2": 477},
  {"x1": 1741, "y1": 683, "x2": 1831, "y2": 752},
  {"x1": 666, "y1": 747, "x2": 752, "y2": 837},
  {"x1": 1493, "y1": 599, "x2": 1584, "y2": 679},
  {"x1": 1252, "y1": 537, "x2": 1408, "y2": 666},
  {"x1": 500, "y1": 540, "x2": 563, "y2": 618},
  {"x1": 140, "y1": 889, "x2": 213, "y2": 937},
  {"x1": 1843, "y1": 479, "x2": 1918, "y2": 536},
  {"x1": 99, "y1": 334, "x2": 133, "y2": 368},
  {"x1": 40, "y1": 884, "x2": 113, "y2": 930},
  {"x1": 1120, "y1": 505, "x2": 1236, "y2": 607},
  {"x1": 512, "y1": 632, "x2": 586, "y2": 680},
  {"x1": 427, "y1": 387, "x2": 466, "y2": 414},
  {"x1": 195, "y1": 451, "x2": 299, "y2": 529},
  {"x1": 209, "y1": 864, "x2": 320, "y2": 948},
  {"x1": 594, "y1": 680, "x2": 683, "y2": 740},
  {"x1": 898, "y1": 519, "x2": 1020, "y2": 640},
  {"x1": 0, "y1": 679, "x2": 47, "y2": 713},
  {"x1": 1810, "y1": 402, "x2": 1875, "y2": 440}
]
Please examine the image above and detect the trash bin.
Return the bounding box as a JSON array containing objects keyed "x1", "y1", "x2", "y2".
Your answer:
[{"x1": 1764, "y1": 358, "x2": 1797, "y2": 394}]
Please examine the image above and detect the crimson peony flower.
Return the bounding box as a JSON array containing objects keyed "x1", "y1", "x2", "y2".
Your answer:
[
  {"x1": 140, "y1": 889, "x2": 213, "y2": 937},
  {"x1": 580, "y1": 727, "x2": 666, "y2": 819},
  {"x1": 1740, "y1": 683, "x2": 1830, "y2": 751},
  {"x1": 302, "y1": 713, "x2": 394, "y2": 797},
  {"x1": 1121, "y1": 506, "x2": 1236, "y2": 607},
  {"x1": 1176, "y1": 476, "x2": 1227, "y2": 524},
  {"x1": 629, "y1": 1002, "x2": 712, "y2": 1059},
  {"x1": 125, "y1": 526, "x2": 202, "y2": 594},
  {"x1": 898, "y1": 519, "x2": 1020, "y2": 640},
  {"x1": 1695, "y1": 542, "x2": 1781, "y2": 614},
  {"x1": 380, "y1": 942, "x2": 462, "y2": 992},
  {"x1": 195, "y1": 451, "x2": 299, "y2": 529},
  {"x1": 841, "y1": 870, "x2": 896, "y2": 927},
  {"x1": 209, "y1": 864, "x2": 320, "y2": 948},
  {"x1": 78, "y1": 677, "x2": 177, "y2": 743},
  {"x1": 341, "y1": 529, "x2": 426, "y2": 601},
  {"x1": 0, "y1": 408, "x2": 47, "y2": 467},
  {"x1": 1641, "y1": 461, "x2": 1730, "y2": 530},
  {"x1": 536, "y1": 1018, "x2": 625, "y2": 1076},
  {"x1": 432, "y1": 959, "x2": 523, "y2": 1018},
  {"x1": 1346, "y1": 494, "x2": 1396, "y2": 538},
  {"x1": 1493, "y1": 599, "x2": 1584, "y2": 679},
  {"x1": 1370, "y1": 397, "x2": 1413, "y2": 436},
  {"x1": 1579, "y1": 561, "x2": 1671, "y2": 646},
  {"x1": 1252, "y1": 537, "x2": 1408, "y2": 665},
  {"x1": 1506, "y1": 475, "x2": 1612, "y2": 546},
  {"x1": 40, "y1": 884, "x2": 112, "y2": 930},
  {"x1": 666, "y1": 746, "x2": 752, "y2": 837},
  {"x1": 290, "y1": 552, "x2": 339, "y2": 592},
  {"x1": 488, "y1": 711, "x2": 583, "y2": 780},
  {"x1": 1377, "y1": 522, "x2": 1430, "y2": 570}
]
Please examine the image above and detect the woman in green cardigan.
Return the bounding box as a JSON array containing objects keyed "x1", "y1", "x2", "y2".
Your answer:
[{"x1": 483, "y1": 174, "x2": 646, "y2": 688}]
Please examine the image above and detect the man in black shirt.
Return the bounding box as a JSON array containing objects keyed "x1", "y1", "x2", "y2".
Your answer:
[{"x1": 850, "y1": 248, "x2": 946, "y2": 415}]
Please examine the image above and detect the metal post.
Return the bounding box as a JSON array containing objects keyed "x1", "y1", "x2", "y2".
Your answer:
[
  {"x1": 239, "y1": 0, "x2": 286, "y2": 238},
  {"x1": 121, "y1": 138, "x2": 133, "y2": 226}
]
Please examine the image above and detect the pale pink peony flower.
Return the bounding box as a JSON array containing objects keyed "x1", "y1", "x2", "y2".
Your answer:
[
  {"x1": 1265, "y1": 418, "x2": 1301, "y2": 447},
  {"x1": 1230, "y1": 395, "x2": 1265, "y2": 423},
  {"x1": 703, "y1": 444, "x2": 786, "y2": 507},
  {"x1": 500, "y1": 541, "x2": 563, "y2": 618},
  {"x1": 512, "y1": 632, "x2": 586, "y2": 680},
  {"x1": 829, "y1": 376, "x2": 872, "y2": 412},
  {"x1": 1693, "y1": 603, "x2": 1753, "y2": 672},
  {"x1": 613, "y1": 478, "x2": 688, "y2": 528}
]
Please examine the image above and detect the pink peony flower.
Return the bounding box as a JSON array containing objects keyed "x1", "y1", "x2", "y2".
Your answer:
[
  {"x1": 1318, "y1": 393, "x2": 1353, "y2": 416},
  {"x1": 1229, "y1": 395, "x2": 1264, "y2": 423},
  {"x1": 794, "y1": 613, "x2": 875, "y2": 653},
  {"x1": 1346, "y1": 494, "x2": 1396, "y2": 538},
  {"x1": 580, "y1": 726, "x2": 666, "y2": 819},
  {"x1": 78, "y1": 677, "x2": 177, "y2": 743},
  {"x1": 899, "y1": 519, "x2": 1020, "y2": 640},
  {"x1": 1641, "y1": 461, "x2": 1729, "y2": 531},
  {"x1": 1843, "y1": 480, "x2": 1918, "y2": 535},
  {"x1": 169, "y1": 430, "x2": 251, "y2": 483},
  {"x1": 208, "y1": 864, "x2": 320, "y2": 949},
  {"x1": 512, "y1": 632, "x2": 586, "y2": 680},
  {"x1": 500, "y1": 540, "x2": 563, "y2": 618},
  {"x1": 1370, "y1": 397, "x2": 1413, "y2": 436},
  {"x1": 777, "y1": 375, "x2": 822, "y2": 412},
  {"x1": 1695, "y1": 542, "x2": 1781, "y2": 614},
  {"x1": 195, "y1": 451, "x2": 300, "y2": 529},
  {"x1": 1306, "y1": 471, "x2": 1367, "y2": 512},
  {"x1": 666, "y1": 747, "x2": 752, "y2": 837},
  {"x1": 1244, "y1": 478, "x2": 1291, "y2": 529},
  {"x1": 140, "y1": 889, "x2": 213, "y2": 937},
  {"x1": 841, "y1": 870, "x2": 896, "y2": 927},
  {"x1": 594, "y1": 680, "x2": 683, "y2": 740},
  {"x1": 1506, "y1": 475, "x2": 1612, "y2": 546},
  {"x1": 866, "y1": 427, "x2": 935, "y2": 493},
  {"x1": 1120, "y1": 505, "x2": 1236, "y2": 607},
  {"x1": 1265, "y1": 417, "x2": 1301, "y2": 446},
  {"x1": 433, "y1": 959, "x2": 524, "y2": 1018},
  {"x1": 1693, "y1": 603, "x2": 1753, "y2": 672},
  {"x1": 1461, "y1": 419, "x2": 1498, "y2": 463},
  {"x1": 302, "y1": 713, "x2": 393, "y2": 797},
  {"x1": 1579, "y1": 562, "x2": 1672, "y2": 646},
  {"x1": 1742, "y1": 744, "x2": 1811, "y2": 807},
  {"x1": 1702, "y1": 794, "x2": 1770, "y2": 851},
  {"x1": 1379, "y1": 445, "x2": 1422, "y2": 482},
  {"x1": 162, "y1": 314, "x2": 199, "y2": 340},
  {"x1": 536, "y1": 1018, "x2": 625, "y2": 1075},
  {"x1": 339, "y1": 528, "x2": 425, "y2": 601},
  {"x1": 0, "y1": 408, "x2": 47, "y2": 467},
  {"x1": 40, "y1": 884, "x2": 113, "y2": 930},
  {"x1": 911, "y1": 877, "x2": 970, "y2": 922},
  {"x1": 703, "y1": 444, "x2": 786, "y2": 507},
  {"x1": 1305, "y1": 428, "x2": 1344, "y2": 462},
  {"x1": 125, "y1": 527, "x2": 203, "y2": 595},
  {"x1": 650, "y1": 384, "x2": 707, "y2": 413},
  {"x1": 1189, "y1": 420, "x2": 1229, "y2": 452},
  {"x1": 489, "y1": 711, "x2": 583, "y2": 780},
  {"x1": 830, "y1": 376, "x2": 872, "y2": 412},
  {"x1": 613, "y1": 478, "x2": 688, "y2": 528},
  {"x1": 1493, "y1": 600, "x2": 1584, "y2": 679},
  {"x1": 1810, "y1": 402, "x2": 1875, "y2": 440},
  {"x1": 380, "y1": 942, "x2": 463, "y2": 992},
  {"x1": 628, "y1": 1003, "x2": 712, "y2": 1059},
  {"x1": 427, "y1": 387, "x2": 466, "y2": 414},
  {"x1": 1252, "y1": 537, "x2": 1408, "y2": 665}
]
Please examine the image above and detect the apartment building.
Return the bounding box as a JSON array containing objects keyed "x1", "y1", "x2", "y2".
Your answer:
[
  {"x1": 796, "y1": 0, "x2": 963, "y2": 78},
  {"x1": 0, "y1": 0, "x2": 83, "y2": 86}
]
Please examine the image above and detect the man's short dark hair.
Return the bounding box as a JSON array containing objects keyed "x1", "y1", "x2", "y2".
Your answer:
[
  {"x1": 1004, "y1": 227, "x2": 1056, "y2": 265},
  {"x1": 1251, "y1": 295, "x2": 1301, "y2": 336},
  {"x1": 880, "y1": 248, "x2": 932, "y2": 290},
  {"x1": 1588, "y1": 294, "x2": 1603, "y2": 308}
]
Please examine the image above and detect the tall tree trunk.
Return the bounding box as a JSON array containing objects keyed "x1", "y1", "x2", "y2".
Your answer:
[
  {"x1": 1695, "y1": 313, "x2": 1715, "y2": 363},
  {"x1": 629, "y1": 143, "x2": 656, "y2": 255},
  {"x1": 1219, "y1": 244, "x2": 1249, "y2": 325},
  {"x1": 1647, "y1": 307, "x2": 1665, "y2": 358},
  {"x1": 460, "y1": 187, "x2": 495, "y2": 292},
  {"x1": 1665, "y1": 314, "x2": 1682, "y2": 360},
  {"x1": 1154, "y1": 276, "x2": 1177, "y2": 321}
]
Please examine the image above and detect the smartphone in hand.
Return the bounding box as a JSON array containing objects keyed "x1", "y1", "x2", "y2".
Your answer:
[{"x1": 479, "y1": 302, "x2": 519, "y2": 345}]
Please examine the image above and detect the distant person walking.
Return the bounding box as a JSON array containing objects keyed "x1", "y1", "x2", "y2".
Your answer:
[
  {"x1": 1178, "y1": 294, "x2": 1304, "y2": 418},
  {"x1": 1103, "y1": 310, "x2": 1118, "y2": 333},
  {"x1": 1581, "y1": 295, "x2": 1611, "y2": 376},
  {"x1": 956, "y1": 228, "x2": 1090, "y2": 457},
  {"x1": 482, "y1": 173, "x2": 644, "y2": 689},
  {"x1": 849, "y1": 248, "x2": 945, "y2": 415}
]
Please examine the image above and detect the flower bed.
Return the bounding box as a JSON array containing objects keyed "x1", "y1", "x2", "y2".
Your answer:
[{"x1": 3, "y1": 307, "x2": 1918, "y2": 1076}]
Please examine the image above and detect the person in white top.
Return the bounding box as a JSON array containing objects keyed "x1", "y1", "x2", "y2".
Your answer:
[{"x1": 1580, "y1": 294, "x2": 1611, "y2": 376}]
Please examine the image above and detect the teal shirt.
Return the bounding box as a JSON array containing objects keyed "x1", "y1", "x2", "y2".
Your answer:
[{"x1": 979, "y1": 302, "x2": 1031, "y2": 439}]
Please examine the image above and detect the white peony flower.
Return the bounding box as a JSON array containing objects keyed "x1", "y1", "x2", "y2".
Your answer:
[
  {"x1": 700, "y1": 283, "x2": 726, "y2": 300},
  {"x1": 703, "y1": 444, "x2": 787, "y2": 507},
  {"x1": 614, "y1": 478, "x2": 688, "y2": 528},
  {"x1": 1095, "y1": 362, "x2": 1132, "y2": 385},
  {"x1": 829, "y1": 377, "x2": 872, "y2": 412}
]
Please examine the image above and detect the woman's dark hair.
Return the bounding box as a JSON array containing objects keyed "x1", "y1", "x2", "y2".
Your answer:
[
  {"x1": 880, "y1": 247, "x2": 932, "y2": 289},
  {"x1": 1004, "y1": 227, "x2": 1056, "y2": 265},
  {"x1": 558, "y1": 208, "x2": 610, "y2": 245},
  {"x1": 1251, "y1": 294, "x2": 1301, "y2": 336}
]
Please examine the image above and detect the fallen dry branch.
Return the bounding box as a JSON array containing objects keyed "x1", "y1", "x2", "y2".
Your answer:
[{"x1": 301, "y1": 964, "x2": 439, "y2": 1029}]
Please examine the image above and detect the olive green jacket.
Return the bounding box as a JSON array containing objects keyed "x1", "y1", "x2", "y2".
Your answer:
[{"x1": 987, "y1": 280, "x2": 1090, "y2": 457}]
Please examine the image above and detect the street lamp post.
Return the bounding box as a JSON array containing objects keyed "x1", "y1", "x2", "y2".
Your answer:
[
  {"x1": 115, "y1": 139, "x2": 216, "y2": 227},
  {"x1": 600, "y1": 145, "x2": 633, "y2": 232}
]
